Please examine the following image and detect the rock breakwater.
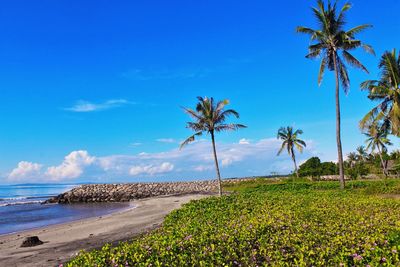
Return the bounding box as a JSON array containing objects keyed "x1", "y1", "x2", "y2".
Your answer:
[{"x1": 45, "y1": 180, "x2": 218, "y2": 204}]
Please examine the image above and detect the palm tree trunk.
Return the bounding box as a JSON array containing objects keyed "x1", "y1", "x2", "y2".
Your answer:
[
  {"x1": 377, "y1": 146, "x2": 388, "y2": 177},
  {"x1": 291, "y1": 149, "x2": 299, "y2": 178},
  {"x1": 333, "y1": 55, "x2": 346, "y2": 189},
  {"x1": 210, "y1": 131, "x2": 222, "y2": 196}
]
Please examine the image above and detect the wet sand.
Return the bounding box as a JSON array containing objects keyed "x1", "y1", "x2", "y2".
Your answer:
[{"x1": 0, "y1": 193, "x2": 211, "y2": 267}]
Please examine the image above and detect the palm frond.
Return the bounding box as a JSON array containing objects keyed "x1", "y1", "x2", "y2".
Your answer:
[
  {"x1": 337, "y1": 57, "x2": 350, "y2": 92},
  {"x1": 214, "y1": 124, "x2": 247, "y2": 132},
  {"x1": 296, "y1": 26, "x2": 317, "y2": 35},
  {"x1": 362, "y1": 44, "x2": 375, "y2": 55},
  {"x1": 180, "y1": 132, "x2": 203, "y2": 149},
  {"x1": 346, "y1": 24, "x2": 372, "y2": 37},
  {"x1": 342, "y1": 51, "x2": 369, "y2": 73},
  {"x1": 277, "y1": 142, "x2": 286, "y2": 156}
]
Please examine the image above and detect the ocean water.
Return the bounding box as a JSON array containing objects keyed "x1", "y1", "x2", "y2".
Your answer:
[{"x1": 0, "y1": 184, "x2": 131, "y2": 235}]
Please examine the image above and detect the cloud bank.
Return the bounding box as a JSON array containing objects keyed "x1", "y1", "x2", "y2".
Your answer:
[{"x1": 5, "y1": 137, "x2": 318, "y2": 183}]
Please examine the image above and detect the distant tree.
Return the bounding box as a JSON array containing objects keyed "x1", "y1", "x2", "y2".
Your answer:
[
  {"x1": 320, "y1": 162, "x2": 338, "y2": 176},
  {"x1": 297, "y1": 0, "x2": 374, "y2": 189},
  {"x1": 356, "y1": 146, "x2": 368, "y2": 162},
  {"x1": 347, "y1": 162, "x2": 368, "y2": 180},
  {"x1": 181, "y1": 97, "x2": 246, "y2": 196},
  {"x1": 277, "y1": 127, "x2": 306, "y2": 178},
  {"x1": 365, "y1": 125, "x2": 392, "y2": 176},
  {"x1": 298, "y1": 157, "x2": 322, "y2": 178},
  {"x1": 360, "y1": 49, "x2": 400, "y2": 136},
  {"x1": 298, "y1": 157, "x2": 338, "y2": 179},
  {"x1": 347, "y1": 152, "x2": 358, "y2": 168}
]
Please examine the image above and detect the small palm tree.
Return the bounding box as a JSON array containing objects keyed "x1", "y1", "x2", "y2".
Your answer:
[
  {"x1": 346, "y1": 152, "x2": 358, "y2": 168},
  {"x1": 356, "y1": 146, "x2": 368, "y2": 162},
  {"x1": 360, "y1": 49, "x2": 400, "y2": 136},
  {"x1": 365, "y1": 125, "x2": 392, "y2": 176},
  {"x1": 277, "y1": 127, "x2": 306, "y2": 178},
  {"x1": 296, "y1": 0, "x2": 374, "y2": 189},
  {"x1": 180, "y1": 97, "x2": 246, "y2": 196}
]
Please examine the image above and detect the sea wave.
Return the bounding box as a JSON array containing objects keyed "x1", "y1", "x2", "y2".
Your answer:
[
  {"x1": 0, "y1": 196, "x2": 54, "y2": 201},
  {"x1": 0, "y1": 200, "x2": 43, "y2": 207}
]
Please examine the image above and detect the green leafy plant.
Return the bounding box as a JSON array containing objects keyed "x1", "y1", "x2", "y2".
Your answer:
[{"x1": 67, "y1": 180, "x2": 400, "y2": 267}]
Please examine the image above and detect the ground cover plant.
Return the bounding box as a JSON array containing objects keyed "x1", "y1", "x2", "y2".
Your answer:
[{"x1": 67, "y1": 180, "x2": 400, "y2": 266}]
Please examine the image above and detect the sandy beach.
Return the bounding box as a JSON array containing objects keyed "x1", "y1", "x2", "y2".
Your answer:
[{"x1": 0, "y1": 193, "x2": 211, "y2": 267}]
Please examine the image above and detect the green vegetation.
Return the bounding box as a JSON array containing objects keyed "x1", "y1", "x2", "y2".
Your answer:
[
  {"x1": 343, "y1": 147, "x2": 400, "y2": 179},
  {"x1": 277, "y1": 126, "x2": 306, "y2": 177},
  {"x1": 296, "y1": 0, "x2": 374, "y2": 188},
  {"x1": 180, "y1": 96, "x2": 246, "y2": 196},
  {"x1": 297, "y1": 157, "x2": 338, "y2": 179},
  {"x1": 67, "y1": 179, "x2": 400, "y2": 266}
]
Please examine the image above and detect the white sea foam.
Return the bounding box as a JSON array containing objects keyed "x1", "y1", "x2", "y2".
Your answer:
[{"x1": 0, "y1": 200, "x2": 43, "y2": 207}]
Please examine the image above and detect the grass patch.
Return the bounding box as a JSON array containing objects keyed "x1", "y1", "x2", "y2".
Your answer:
[{"x1": 67, "y1": 179, "x2": 400, "y2": 267}]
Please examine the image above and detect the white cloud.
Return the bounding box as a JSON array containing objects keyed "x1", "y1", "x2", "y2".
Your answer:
[
  {"x1": 8, "y1": 161, "x2": 42, "y2": 181},
  {"x1": 221, "y1": 158, "x2": 234, "y2": 167},
  {"x1": 156, "y1": 138, "x2": 176, "y2": 143},
  {"x1": 130, "y1": 142, "x2": 142, "y2": 147},
  {"x1": 239, "y1": 138, "x2": 251, "y2": 145},
  {"x1": 193, "y1": 165, "x2": 214, "y2": 172},
  {"x1": 129, "y1": 162, "x2": 174, "y2": 176},
  {"x1": 65, "y1": 99, "x2": 132, "y2": 113},
  {"x1": 46, "y1": 151, "x2": 95, "y2": 180}
]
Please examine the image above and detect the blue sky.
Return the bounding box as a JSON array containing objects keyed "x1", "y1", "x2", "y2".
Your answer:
[{"x1": 1, "y1": 0, "x2": 399, "y2": 184}]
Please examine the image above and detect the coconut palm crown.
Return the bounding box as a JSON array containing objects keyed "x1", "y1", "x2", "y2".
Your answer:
[
  {"x1": 296, "y1": 0, "x2": 374, "y2": 189},
  {"x1": 277, "y1": 126, "x2": 306, "y2": 178},
  {"x1": 180, "y1": 96, "x2": 246, "y2": 196},
  {"x1": 360, "y1": 49, "x2": 400, "y2": 136}
]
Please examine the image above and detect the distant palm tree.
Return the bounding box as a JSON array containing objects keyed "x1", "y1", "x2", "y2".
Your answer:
[
  {"x1": 346, "y1": 152, "x2": 358, "y2": 168},
  {"x1": 356, "y1": 146, "x2": 368, "y2": 162},
  {"x1": 360, "y1": 49, "x2": 400, "y2": 136},
  {"x1": 277, "y1": 127, "x2": 306, "y2": 178},
  {"x1": 365, "y1": 125, "x2": 392, "y2": 176},
  {"x1": 180, "y1": 97, "x2": 246, "y2": 196},
  {"x1": 296, "y1": 0, "x2": 374, "y2": 189}
]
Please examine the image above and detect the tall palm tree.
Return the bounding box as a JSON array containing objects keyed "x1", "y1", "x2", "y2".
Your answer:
[
  {"x1": 180, "y1": 97, "x2": 246, "y2": 196},
  {"x1": 365, "y1": 125, "x2": 392, "y2": 176},
  {"x1": 277, "y1": 127, "x2": 306, "y2": 178},
  {"x1": 296, "y1": 0, "x2": 374, "y2": 189},
  {"x1": 360, "y1": 49, "x2": 400, "y2": 136},
  {"x1": 356, "y1": 146, "x2": 368, "y2": 162}
]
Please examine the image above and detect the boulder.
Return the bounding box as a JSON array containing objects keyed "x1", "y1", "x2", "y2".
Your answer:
[{"x1": 21, "y1": 236, "x2": 44, "y2": 247}]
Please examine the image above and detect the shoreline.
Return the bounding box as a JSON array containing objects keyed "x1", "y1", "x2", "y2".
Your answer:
[
  {"x1": 0, "y1": 193, "x2": 212, "y2": 267},
  {"x1": 0, "y1": 202, "x2": 136, "y2": 238}
]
